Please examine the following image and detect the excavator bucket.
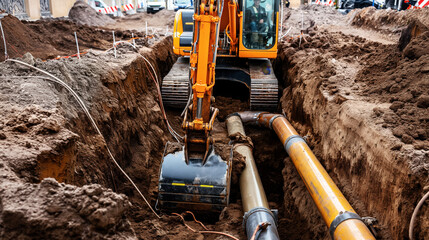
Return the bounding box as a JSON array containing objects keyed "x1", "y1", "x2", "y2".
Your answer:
[{"x1": 157, "y1": 142, "x2": 232, "y2": 212}]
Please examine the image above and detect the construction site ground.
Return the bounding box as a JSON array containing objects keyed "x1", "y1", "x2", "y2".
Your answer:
[{"x1": 0, "y1": 2, "x2": 428, "y2": 240}]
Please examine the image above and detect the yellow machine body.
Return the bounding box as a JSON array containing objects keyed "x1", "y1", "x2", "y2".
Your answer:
[{"x1": 173, "y1": 0, "x2": 279, "y2": 59}]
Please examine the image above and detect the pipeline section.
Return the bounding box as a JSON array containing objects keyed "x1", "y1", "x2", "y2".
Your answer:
[
  {"x1": 232, "y1": 111, "x2": 375, "y2": 240},
  {"x1": 226, "y1": 115, "x2": 280, "y2": 240}
]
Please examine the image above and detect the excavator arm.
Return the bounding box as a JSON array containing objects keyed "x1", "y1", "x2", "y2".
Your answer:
[
  {"x1": 158, "y1": 0, "x2": 233, "y2": 213},
  {"x1": 183, "y1": 0, "x2": 224, "y2": 163}
]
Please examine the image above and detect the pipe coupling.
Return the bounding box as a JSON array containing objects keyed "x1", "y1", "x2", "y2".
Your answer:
[
  {"x1": 243, "y1": 207, "x2": 280, "y2": 240},
  {"x1": 329, "y1": 211, "x2": 363, "y2": 240}
]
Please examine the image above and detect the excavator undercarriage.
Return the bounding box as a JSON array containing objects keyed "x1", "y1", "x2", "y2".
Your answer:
[{"x1": 161, "y1": 57, "x2": 278, "y2": 111}]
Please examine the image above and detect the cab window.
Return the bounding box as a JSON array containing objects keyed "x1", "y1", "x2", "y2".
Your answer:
[{"x1": 243, "y1": 0, "x2": 277, "y2": 49}]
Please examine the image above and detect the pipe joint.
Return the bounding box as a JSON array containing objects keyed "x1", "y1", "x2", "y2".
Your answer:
[
  {"x1": 243, "y1": 207, "x2": 279, "y2": 240},
  {"x1": 229, "y1": 111, "x2": 283, "y2": 129},
  {"x1": 267, "y1": 114, "x2": 282, "y2": 129},
  {"x1": 283, "y1": 135, "x2": 306, "y2": 154},
  {"x1": 329, "y1": 211, "x2": 363, "y2": 240}
]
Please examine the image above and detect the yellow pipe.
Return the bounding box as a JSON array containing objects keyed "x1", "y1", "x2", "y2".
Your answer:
[{"x1": 237, "y1": 112, "x2": 375, "y2": 240}]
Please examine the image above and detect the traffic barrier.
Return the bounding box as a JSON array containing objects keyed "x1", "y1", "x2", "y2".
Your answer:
[
  {"x1": 123, "y1": 3, "x2": 134, "y2": 11},
  {"x1": 314, "y1": 0, "x2": 334, "y2": 6},
  {"x1": 99, "y1": 6, "x2": 118, "y2": 14},
  {"x1": 417, "y1": 0, "x2": 429, "y2": 7},
  {"x1": 407, "y1": 0, "x2": 429, "y2": 8}
]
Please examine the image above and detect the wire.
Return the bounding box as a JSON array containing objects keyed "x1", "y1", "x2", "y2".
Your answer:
[
  {"x1": 409, "y1": 190, "x2": 429, "y2": 240},
  {"x1": 250, "y1": 222, "x2": 270, "y2": 240},
  {"x1": 105, "y1": 40, "x2": 183, "y2": 142},
  {"x1": 5, "y1": 59, "x2": 161, "y2": 219},
  {"x1": 172, "y1": 212, "x2": 240, "y2": 240},
  {"x1": 172, "y1": 213, "x2": 197, "y2": 232},
  {"x1": 200, "y1": 230, "x2": 240, "y2": 240},
  {"x1": 184, "y1": 211, "x2": 209, "y2": 230},
  {"x1": 0, "y1": 20, "x2": 8, "y2": 60}
]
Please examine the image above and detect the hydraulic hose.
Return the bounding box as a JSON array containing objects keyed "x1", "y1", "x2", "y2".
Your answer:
[{"x1": 234, "y1": 111, "x2": 375, "y2": 240}]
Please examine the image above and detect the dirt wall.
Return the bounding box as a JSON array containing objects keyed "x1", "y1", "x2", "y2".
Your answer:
[
  {"x1": 0, "y1": 36, "x2": 177, "y2": 239},
  {"x1": 275, "y1": 26, "x2": 428, "y2": 240}
]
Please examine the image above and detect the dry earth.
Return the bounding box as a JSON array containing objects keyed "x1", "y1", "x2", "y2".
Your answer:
[{"x1": 0, "y1": 3, "x2": 427, "y2": 240}]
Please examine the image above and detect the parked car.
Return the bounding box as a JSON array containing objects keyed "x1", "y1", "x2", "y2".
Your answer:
[
  {"x1": 174, "y1": 0, "x2": 193, "y2": 11},
  {"x1": 88, "y1": 0, "x2": 110, "y2": 13},
  {"x1": 147, "y1": 0, "x2": 166, "y2": 13}
]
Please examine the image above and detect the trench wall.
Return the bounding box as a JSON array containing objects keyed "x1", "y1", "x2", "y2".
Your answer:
[{"x1": 274, "y1": 34, "x2": 428, "y2": 239}]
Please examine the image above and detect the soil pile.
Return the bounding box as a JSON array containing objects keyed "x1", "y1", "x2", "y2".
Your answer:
[
  {"x1": 349, "y1": 7, "x2": 429, "y2": 33},
  {"x1": 0, "y1": 179, "x2": 135, "y2": 239},
  {"x1": 357, "y1": 22, "x2": 429, "y2": 150},
  {"x1": 276, "y1": 8, "x2": 429, "y2": 239},
  {"x1": 0, "y1": 14, "x2": 147, "y2": 61},
  {"x1": 281, "y1": 4, "x2": 346, "y2": 37},
  {"x1": 105, "y1": 10, "x2": 175, "y2": 33},
  {"x1": 24, "y1": 18, "x2": 146, "y2": 55},
  {"x1": 0, "y1": 15, "x2": 61, "y2": 61},
  {"x1": 68, "y1": 0, "x2": 115, "y2": 27}
]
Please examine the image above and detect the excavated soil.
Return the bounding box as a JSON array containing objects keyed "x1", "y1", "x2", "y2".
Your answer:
[
  {"x1": 68, "y1": 0, "x2": 116, "y2": 27},
  {"x1": 0, "y1": 5, "x2": 428, "y2": 240},
  {"x1": 275, "y1": 6, "x2": 429, "y2": 240},
  {"x1": 0, "y1": 14, "x2": 148, "y2": 61}
]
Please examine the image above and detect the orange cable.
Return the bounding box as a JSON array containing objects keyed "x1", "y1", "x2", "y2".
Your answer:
[
  {"x1": 184, "y1": 211, "x2": 209, "y2": 230},
  {"x1": 172, "y1": 212, "x2": 240, "y2": 240}
]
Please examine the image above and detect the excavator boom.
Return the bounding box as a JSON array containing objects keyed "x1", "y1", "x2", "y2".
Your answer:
[{"x1": 158, "y1": 0, "x2": 232, "y2": 212}]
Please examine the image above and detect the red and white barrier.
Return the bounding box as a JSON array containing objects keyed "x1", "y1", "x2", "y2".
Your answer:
[
  {"x1": 123, "y1": 3, "x2": 134, "y2": 11},
  {"x1": 325, "y1": 0, "x2": 334, "y2": 6},
  {"x1": 417, "y1": 0, "x2": 429, "y2": 7},
  {"x1": 407, "y1": 0, "x2": 429, "y2": 9},
  {"x1": 314, "y1": 0, "x2": 334, "y2": 6},
  {"x1": 99, "y1": 6, "x2": 118, "y2": 14}
]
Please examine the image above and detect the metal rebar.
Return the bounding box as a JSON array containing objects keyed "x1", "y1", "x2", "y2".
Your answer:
[
  {"x1": 132, "y1": 33, "x2": 136, "y2": 47},
  {"x1": 112, "y1": 31, "x2": 117, "y2": 58},
  {"x1": 74, "y1": 32, "x2": 80, "y2": 60}
]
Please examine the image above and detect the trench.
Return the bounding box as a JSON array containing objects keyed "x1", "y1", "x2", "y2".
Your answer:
[
  {"x1": 30, "y1": 35, "x2": 317, "y2": 239},
  {"x1": 25, "y1": 35, "x2": 425, "y2": 240}
]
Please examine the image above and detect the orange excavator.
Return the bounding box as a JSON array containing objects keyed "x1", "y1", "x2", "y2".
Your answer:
[
  {"x1": 157, "y1": 0, "x2": 280, "y2": 212},
  {"x1": 157, "y1": 1, "x2": 378, "y2": 239}
]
